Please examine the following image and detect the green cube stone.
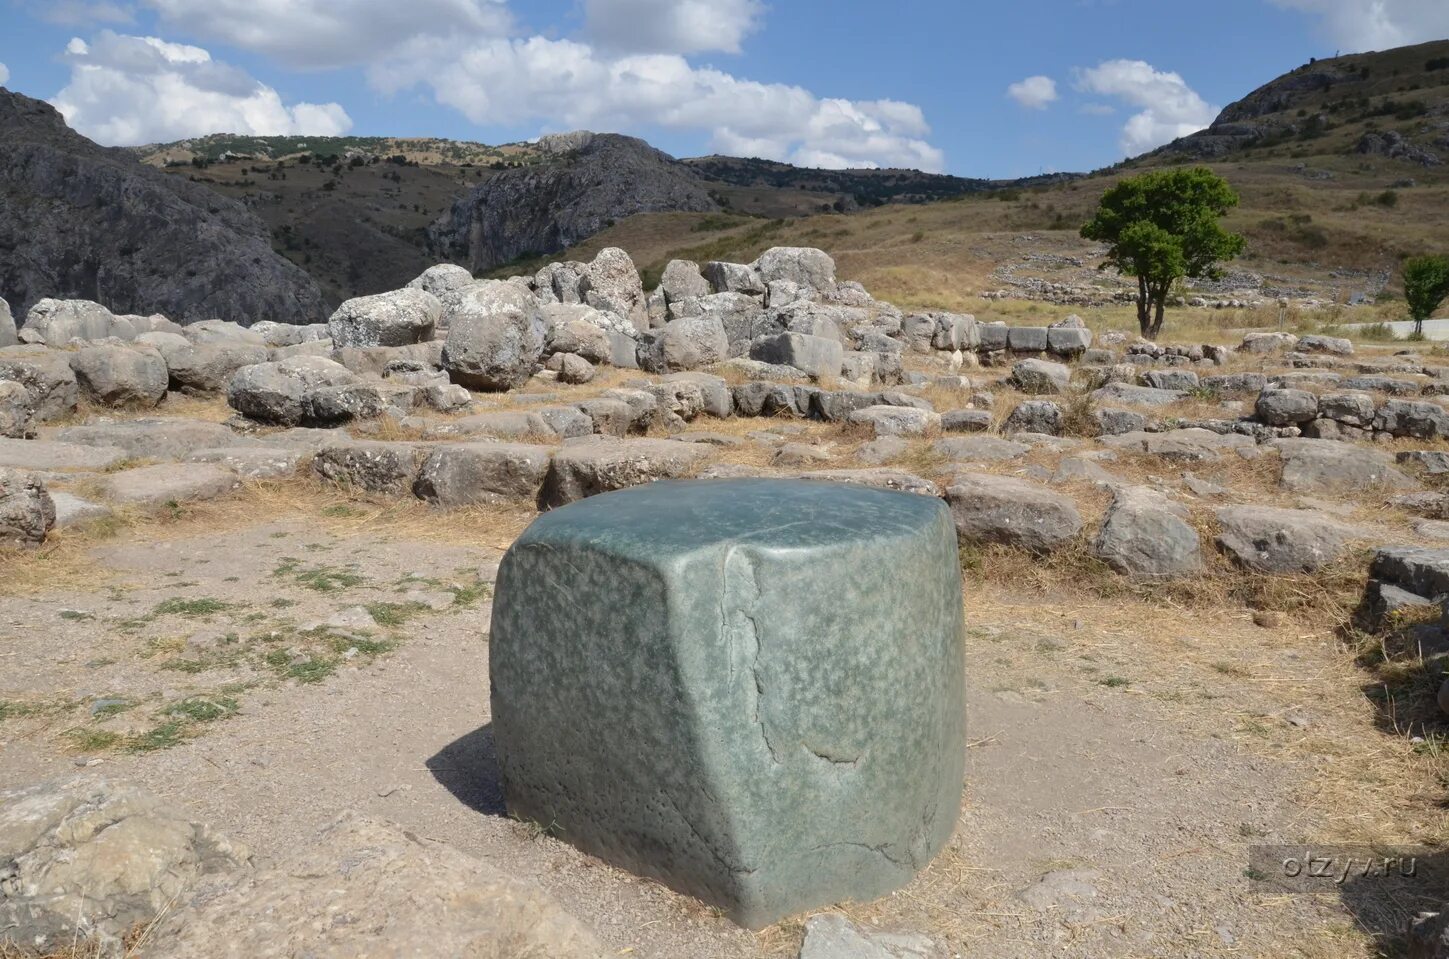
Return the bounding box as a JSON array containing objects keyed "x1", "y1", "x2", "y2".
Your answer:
[{"x1": 489, "y1": 478, "x2": 966, "y2": 928}]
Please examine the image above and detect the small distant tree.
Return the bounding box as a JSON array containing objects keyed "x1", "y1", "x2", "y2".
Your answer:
[
  {"x1": 1404, "y1": 254, "x2": 1449, "y2": 336},
  {"x1": 1081, "y1": 167, "x2": 1246, "y2": 339}
]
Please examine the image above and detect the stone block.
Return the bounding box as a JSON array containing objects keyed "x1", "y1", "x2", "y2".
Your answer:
[{"x1": 490, "y1": 479, "x2": 966, "y2": 928}]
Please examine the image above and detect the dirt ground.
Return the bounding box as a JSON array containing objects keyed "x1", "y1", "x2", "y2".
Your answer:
[{"x1": 3, "y1": 475, "x2": 1442, "y2": 958}]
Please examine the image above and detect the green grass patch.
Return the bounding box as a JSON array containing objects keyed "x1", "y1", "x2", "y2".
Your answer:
[
  {"x1": 275, "y1": 559, "x2": 366, "y2": 592},
  {"x1": 1098, "y1": 676, "x2": 1132, "y2": 688},
  {"x1": 154, "y1": 597, "x2": 232, "y2": 617},
  {"x1": 365, "y1": 602, "x2": 428, "y2": 627},
  {"x1": 129, "y1": 721, "x2": 186, "y2": 753},
  {"x1": 59, "y1": 609, "x2": 94, "y2": 621},
  {"x1": 65, "y1": 728, "x2": 122, "y2": 751},
  {"x1": 164, "y1": 696, "x2": 239, "y2": 723}
]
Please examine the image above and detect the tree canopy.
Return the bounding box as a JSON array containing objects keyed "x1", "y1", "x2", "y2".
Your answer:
[
  {"x1": 1081, "y1": 167, "x2": 1245, "y2": 339},
  {"x1": 1404, "y1": 254, "x2": 1449, "y2": 335}
]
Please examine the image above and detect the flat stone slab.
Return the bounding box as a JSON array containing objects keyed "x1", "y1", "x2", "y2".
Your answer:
[
  {"x1": 490, "y1": 478, "x2": 966, "y2": 928},
  {"x1": 186, "y1": 447, "x2": 305, "y2": 479},
  {"x1": 99, "y1": 463, "x2": 239, "y2": 506},
  {"x1": 0, "y1": 438, "x2": 130, "y2": 471},
  {"x1": 50, "y1": 419, "x2": 248, "y2": 460},
  {"x1": 49, "y1": 491, "x2": 114, "y2": 527}
]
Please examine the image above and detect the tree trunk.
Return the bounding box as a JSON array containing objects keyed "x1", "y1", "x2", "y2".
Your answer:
[
  {"x1": 1150, "y1": 296, "x2": 1166, "y2": 339},
  {"x1": 1136, "y1": 276, "x2": 1152, "y2": 338}
]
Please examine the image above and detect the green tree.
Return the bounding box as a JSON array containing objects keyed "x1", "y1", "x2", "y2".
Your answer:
[
  {"x1": 1081, "y1": 167, "x2": 1246, "y2": 339},
  {"x1": 1404, "y1": 255, "x2": 1449, "y2": 337}
]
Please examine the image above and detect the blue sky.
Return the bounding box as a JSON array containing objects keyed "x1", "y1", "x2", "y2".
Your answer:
[{"x1": 1, "y1": 0, "x2": 1447, "y2": 178}]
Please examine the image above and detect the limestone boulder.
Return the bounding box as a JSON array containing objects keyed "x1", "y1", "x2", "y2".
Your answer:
[
  {"x1": 945, "y1": 473, "x2": 1083, "y2": 553},
  {"x1": 406, "y1": 263, "x2": 475, "y2": 299},
  {"x1": 164, "y1": 342, "x2": 270, "y2": 394},
  {"x1": 226, "y1": 356, "x2": 360, "y2": 426},
  {"x1": 0, "y1": 467, "x2": 55, "y2": 545},
  {"x1": 1272, "y1": 438, "x2": 1417, "y2": 493},
  {"x1": 149, "y1": 812, "x2": 601, "y2": 959},
  {"x1": 327, "y1": 288, "x2": 442, "y2": 349},
  {"x1": 637, "y1": 316, "x2": 728, "y2": 373},
  {"x1": 69, "y1": 345, "x2": 168, "y2": 407},
  {"x1": 312, "y1": 441, "x2": 426, "y2": 494},
  {"x1": 1092, "y1": 486, "x2": 1202, "y2": 578},
  {"x1": 580, "y1": 247, "x2": 647, "y2": 327},
  {"x1": 0, "y1": 778, "x2": 249, "y2": 955},
  {"x1": 540, "y1": 437, "x2": 710, "y2": 507},
  {"x1": 21, "y1": 298, "x2": 125, "y2": 345},
  {"x1": 0, "y1": 380, "x2": 37, "y2": 439},
  {"x1": 0, "y1": 348, "x2": 79, "y2": 420},
  {"x1": 414, "y1": 443, "x2": 553, "y2": 508},
  {"x1": 441, "y1": 281, "x2": 547, "y2": 391},
  {"x1": 1009, "y1": 358, "x2": 1070, "y2": 395},
  {"x1": 1214, "y1": 505, "x2": 1359, "y2": 573}
]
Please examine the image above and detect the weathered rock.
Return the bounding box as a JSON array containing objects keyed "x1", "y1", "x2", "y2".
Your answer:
[
  {"x1": 414, "y1": 443, "x2": 553, "y2": 508},
  {"x1": 791, "y1": 468, "x2": 941, "y2": 497},
  {"x1": 406, "y1": 263, "x2": 474, "y2": 298},
  {"x1": 1003, "y1": 400, "x2": 1063, "y2": 436},
  {"x1": 0, "y1": 299, "x2": 15, "y2": 347},
  {"x1": 941, "y1": 409, "x2": 993, "y2": 433},
  {"x1": 0, "y1": 437, "x2": 127, "y2": 471},
  {"x1": 945, "y1": 473, "x2": 1083, "y2": 553},
  {"x1": 1395, "y1": 492, "x2": 1449, "y2": 521},
  {"x1": 703, "y1": 260, "x2": 766, "y2": 296},
  {"x1": 226, "y1": 356, "x2": 359, "y2": 426},
  {"x1": 68, "y1": 345, "x2": 168, "y2": 407},
  {"x1": 934, "y1": 436, "x2": 1029, "y2": 463},
  {"x1": 53, "y1": 419, "x2": 240, "y2": 461},
  {"x1": 1255, "y1": 388, "x2": 1319, "y2": 426},
  {"x1": 0, "y1": 777, "x2": 249, "y2": 954},
  {"x1": 1319, "y1": 391, "x2": 1376, "y2": 427},
  {"x1": 798, "y1": 913, "x2": 937, "y2": 959},
  {"x1": 186, "y1": 446, "x2": 304, "y2": 480},
  {"x1": 540, "y1": 437, "x2": 710, "y2": 507},
  {"x1": 0, "y1": 380, "x2": 36, "y2": 438},
  {"x1": 312, "y1": 441, "x2": 424, "y2": 494},
  {"x1": 48, "y1": 490, "x2": 112, "y2": 527},
  {"x1": 1214, "y1": 505, "x2": 1359, "y2": 573},
  {"x1": 164, "y1": 343, "x2": 270, "y2": 394},
  {"x1": 1399, "y1": 451, "x2": 1449, "y2": 475},
  {"x1": 1091, "y1": 382, "x2": 1185, "y2": 407},
  {"x1": 1240, "y1": 332, "x2": 1298, "y2": 353},
  {"x1": 327, "y1": 288, "x2": 441, "y2": 349},
  {"x1": 1007, "y1": 326, "x2": 1049, "y2": 352},
  {"x1": 0, "y1": 467, "x2": 55, "y2": 545},
  {"x1": 1140, "y1": 369, "x2": 1200, "y2": 392},
  {"x1": 1089, "y1": 408, "x2": 1149, "y2": 436},
  {"x1": 1009, "y1": 358, "x2": 1070, "y2": 395},
  {"x1": 1272, "y1": 438, "x2": 1416, "y2": 493},
  {"x1": 1091, "y1": 486, "x2": 1200, "y2": 578},
  {"x1": 1297, "y1": 334, "x2": 1353, "y2": 356},
  {"x1": 580, "y1": 247, "x2": 648, "y2": 327},
  {"x1": 491, "y1": 478, "x2": 964, "y2": 927},
  {"x1": 848, "y1": 406, "x2": 940, "y2": 438},
  {"x1": 638, "y1": 316, "x2": 729, "y2": 373},
  {"x1": 1375, "y1": 400, "x2": 1449, "y2": 440},
  {"x1": 149, "y1": 812, "x2": 602, "y2": 959},
  {"x1": 753, "y1": 247, "x2": 836, "y2": 293},
  {"x1": 99, "y1": 463, "x2": 238, "y2": 506},
  {"x1": 0, "y1": 348, "x2": 79, "y2": 420},
  {"x1": 544, "y1": 308, "x2": 615, "y2": 364},
  {"x1": 749, "y1": 332, "x2": 844, "y2": 380},
  {"x1": 659, "y1": 259, "x2": 711, "y2": 304},
  {"x1": 1046, "y1": 322, "x2": 1092, "y2": 356},
  {"x1": 20, "y1": 298, "x2": 124, "y2": 345},
  {"x1": 1372, "y1": 547, "x2": 1449, "y2": 603},
  {"x1": 441, "y1": 281, "x2": 547, "y2": 391},
  {"x1": 548, "y1": 352, "x2": 597, "y2": 385},
  {"x1": 1101, "y1": 428, "x2": 1256, "y2": 462},
  {"x1": 1202, "y1": 372, "x2": 1267, "y2": 396}
]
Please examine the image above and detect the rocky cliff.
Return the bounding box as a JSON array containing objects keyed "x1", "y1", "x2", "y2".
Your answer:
[
  {"x1": 427, "y1": 132, "x2": 719, "y2": 273},
  {"x1": 0, "y1": 88, "x2": 329, "y2": 326}
]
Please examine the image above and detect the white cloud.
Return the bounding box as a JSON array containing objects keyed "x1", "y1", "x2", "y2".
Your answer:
[
  {"x1": 51, "y1": 31, "x2": 352, "y2": 145},
  {"x1": 1268, "y1": 0, "x2": 1449, "y2": 52},
  {"x1": 143, "y1": 0, "x2": 513, "y2": 69},
  {"x1": 112, "y1": 0, "x2": 944, "y2": 170},
  {"x1": 1006, "y1": 75, "x2": 1058, "y2": 110},
  {"x1": 0, "y1": 63, "x2": 8, "y2": 86},
  {"x1": 371, "y1": 36, "x2": 945, "y2": 171},
  {"x1": 1075, "y1": 59, "x2": 1217, "y2": 155},
  {"x1": 583, "y1": 0, "x2": 763, "y2": 54}
]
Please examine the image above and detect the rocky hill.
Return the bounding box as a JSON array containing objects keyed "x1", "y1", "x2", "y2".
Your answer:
[
  {"x1": 0, "y1": 88, "x2": 329, "y2": 326},
  {"x1": 1150, "y1": 39, "x2": 1449, "y2": 165},
  {"x1": 426, "y1": 133, "x2": 721, "y2": 273}
]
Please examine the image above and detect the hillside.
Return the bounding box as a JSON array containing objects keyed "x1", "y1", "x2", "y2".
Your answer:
[
  {"x1": 0, "y1": 88, "x2": 328, "y2": 325},
  {"x1": 1149, "y1": 39, "x2": 1449, "y2": 165},
  {"x1": 495, "y1": 40, "x2": 1449, "y2": 328}
]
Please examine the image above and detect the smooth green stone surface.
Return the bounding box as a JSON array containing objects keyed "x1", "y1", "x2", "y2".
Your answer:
[{"x1": 489, "y1": 478, "x2": 966, "y2": 928}]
